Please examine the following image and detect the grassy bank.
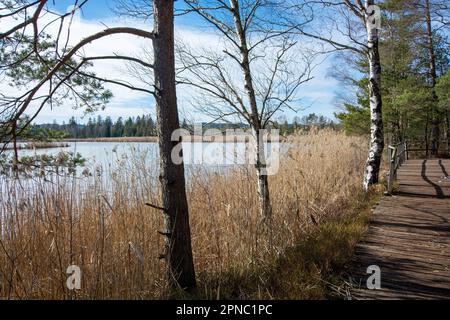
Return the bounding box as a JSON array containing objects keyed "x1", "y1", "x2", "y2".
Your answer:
[
  {"x1": 192, "y1": 187, "x2": 381, "y2": 300},
  {"x1": 0, "y1": 130, "x2": 376, "y2": 299}
]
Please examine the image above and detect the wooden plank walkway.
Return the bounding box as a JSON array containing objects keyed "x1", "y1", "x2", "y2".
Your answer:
[{"x1": 350, "y1": 159, "x2": 450, "y2": 300}]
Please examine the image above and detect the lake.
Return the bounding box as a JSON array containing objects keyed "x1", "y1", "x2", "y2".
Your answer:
[{"x1": 3, "y1": 141, "x2": 284, "y2": 177}]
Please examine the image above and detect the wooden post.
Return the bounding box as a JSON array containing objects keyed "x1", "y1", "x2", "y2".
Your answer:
[
  {"x1": 405, "y1": 142, "x2": 409, "y2": 161},
  {"x1": 387, "y1": 146, "x2": 394, "y2": 195}
]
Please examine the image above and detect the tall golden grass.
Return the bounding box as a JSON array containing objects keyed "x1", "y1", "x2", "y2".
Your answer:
[{"x1": 0, "y1": 130, "x2": 369, "y2": 299}]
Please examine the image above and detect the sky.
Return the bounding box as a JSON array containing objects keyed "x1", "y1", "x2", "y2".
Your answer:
[{"x1": 4, "y1": 0, "x2": 342, "y2": 125}]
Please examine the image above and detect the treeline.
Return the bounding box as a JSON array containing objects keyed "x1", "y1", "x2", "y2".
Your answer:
[
  {"x1": 278, "y1": 114, "x2": 338, "y2": 135},
  {"x1": 40, "y1": 115, "x2": 158, "y2": 138},
  {"x1": 36, "y1": 113, "x2": 337, "y2": 139}
]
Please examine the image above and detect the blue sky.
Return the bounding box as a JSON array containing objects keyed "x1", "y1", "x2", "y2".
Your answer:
[
  {"x1": 33, "y1": 0, "x2": 341, "y2": 124},
  {"x1": 49, "y1": 0, "x2": 202, "y2": 24},
  {"x1": 50, "y1": 0, "x2": 113, "y2": 19}
]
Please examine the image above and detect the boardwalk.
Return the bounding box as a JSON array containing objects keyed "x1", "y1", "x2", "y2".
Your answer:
[{"x1": 351, "y1": 159, "x2": 450, "y2": 300}]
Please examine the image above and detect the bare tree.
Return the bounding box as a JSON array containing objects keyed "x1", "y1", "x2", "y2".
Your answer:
[
  {"x1": 0, "y1": 0, "x2": 196, "y2": 291},
  {"x1": 178, "y1": 0, "x2": 313, "y2": 220}
]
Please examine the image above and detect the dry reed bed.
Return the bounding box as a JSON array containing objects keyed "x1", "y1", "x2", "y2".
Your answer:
[{"x1": 0, "y1": 130, "x2": 368, "y2": 299}]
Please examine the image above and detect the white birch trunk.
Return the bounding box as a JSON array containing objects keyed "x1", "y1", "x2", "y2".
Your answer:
[
  {"x1": 230, "y1": 0, "x2": 273, "y2": 220},
  {"x1": 253, "y1": 128, "x2": 272, "y2": 220},
  {"x1": 363, "y1": 0, "x2": 384, "y2": 190}
]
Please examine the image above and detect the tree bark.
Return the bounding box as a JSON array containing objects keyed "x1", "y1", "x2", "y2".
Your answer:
[
  {"x1": 447, "y1": 109, "x2": 450, "y2": 157},
  {"x1": 152, "y1": 0, "x2": 196, "y2": 291},
  {"x1": 425, "y1": 0, "x2": 440, "y2": 156},
  {"x1": 425, "y1": 110, "x2": 430, "y2": 157},
  {"x1": 254, "y1": 129, "x2": 272, "y2": 220},
  {"x1": 230, "y1": 0, "x2": 273, "y2": 220},
  {"x1": 363, "y1": 0, "x2": 385, "y2": 190}
]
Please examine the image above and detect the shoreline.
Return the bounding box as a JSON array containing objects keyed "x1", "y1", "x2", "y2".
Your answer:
[
  {"x1": 65, "y1": 135, "x2": 287, "y2": 143},
  {"x1": 2, "y1": 142, "x2": 70, "y2": 151}
]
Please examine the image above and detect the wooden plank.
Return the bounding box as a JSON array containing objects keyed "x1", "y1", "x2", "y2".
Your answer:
[
  {"x1": 350, "y1": 158, "x2": 450, "y2": 300},
  {"x1": 352, "y1": 288, "x2": 448, "y2": 300}
]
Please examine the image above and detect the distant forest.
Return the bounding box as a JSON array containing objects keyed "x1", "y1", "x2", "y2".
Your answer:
[
  {"x1": 36, "y1": 113, "x2": 337, "y2": 139},
  {"x1": 39, "y1": 115, "x2": 158, "y2": 139}
]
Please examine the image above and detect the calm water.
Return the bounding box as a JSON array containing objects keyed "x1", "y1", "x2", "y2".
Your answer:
[
  {"x1": 0, "y1": 141, "x2": 286, "y2": 212},
  {"x1": 6, "y1": 141, "x2": 283, "y2": 175}
]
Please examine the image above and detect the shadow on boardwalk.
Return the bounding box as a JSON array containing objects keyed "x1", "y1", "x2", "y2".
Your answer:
[{"x1": 350, "y1": 159, "x2": 450, "y2": 300}]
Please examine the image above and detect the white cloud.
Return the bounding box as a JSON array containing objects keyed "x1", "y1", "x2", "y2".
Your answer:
[{"x1": 1, "y1": 6, "x2": 340, "y2": 124}]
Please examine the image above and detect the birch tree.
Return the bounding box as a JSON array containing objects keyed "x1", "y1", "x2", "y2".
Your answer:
[
  {"x1": 179, "y1": 0, "x2": 313, "y2": 220},
  {"x1": 0, "y1": 0, "x2": 196, "y2": 291},
  {"x1": 364, "y1": 0, "x2": 384, "y2": 188},
  {"x1": 286, "y1": 0, "x2": 385, "y2": 190}
]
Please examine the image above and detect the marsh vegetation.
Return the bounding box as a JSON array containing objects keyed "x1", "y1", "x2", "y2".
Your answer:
[{"x1": 0, "y1": 130, "x2": 376, "y2": 299}]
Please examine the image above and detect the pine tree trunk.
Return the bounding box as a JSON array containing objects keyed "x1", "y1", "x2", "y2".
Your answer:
[
  {"x1": 425, "y1": 112, "x2": 430, "y2": 157},
  {"x1": 447, "y1": 109, "x2": 450, "y2": 157},
  {"x1": 152, "y1": 0, "x2": 196, "y2": 291},
  {"x1": 425, "y1": 0, "x2": 440, "y2": 156},
  {"x1": 363, "y1": 0, "x2": 384, "y2": 190}
]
